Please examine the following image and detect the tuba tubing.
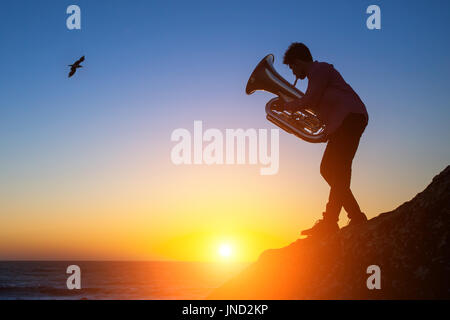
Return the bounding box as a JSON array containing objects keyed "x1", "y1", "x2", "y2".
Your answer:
[{"x1": 246, "y1": 54, "x2": 328, "y2": 143}]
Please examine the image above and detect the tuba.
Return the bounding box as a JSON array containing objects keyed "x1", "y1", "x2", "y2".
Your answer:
[{"x1": 246, "y1": 54, "x2": 327, "y2": 143}]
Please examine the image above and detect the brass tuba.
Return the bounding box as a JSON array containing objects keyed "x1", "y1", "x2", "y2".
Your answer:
[{"x1": 246, "y1": 54, "x2": 327, "y2": 143}]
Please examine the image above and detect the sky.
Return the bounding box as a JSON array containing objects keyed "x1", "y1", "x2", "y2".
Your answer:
[{"x1": 0, "y1": 0, "x2": 449, "y2": 262}]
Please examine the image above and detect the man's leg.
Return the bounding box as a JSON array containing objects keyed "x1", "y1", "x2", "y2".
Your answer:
[
  {"x1": 320, "y1": 134, "x2": 342, "y2": 222},
  {"x1": 325, "y1": 159, "x2": 359, "y2": 220},
  {"x1": 302, "y1": 114, "x2": 367, "y2": 236},
  {"x1": 325, "y1": 114, "x2": 367, "y2": 220},
  {"x1": 300, "y1": 136, "x2": 341, "y2": 236}
]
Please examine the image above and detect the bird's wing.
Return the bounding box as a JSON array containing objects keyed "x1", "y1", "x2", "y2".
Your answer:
[
  {"x1": 68, "y1": 68, "x2": 76, "y2": 78},
  {"x1": 72, "y1": 56, "x2": 85, "y2": 67}
]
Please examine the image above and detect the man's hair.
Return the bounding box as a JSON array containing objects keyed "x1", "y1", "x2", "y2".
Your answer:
[{"x1": 283, "y1": 42, "x2": 313, "y2": 65}]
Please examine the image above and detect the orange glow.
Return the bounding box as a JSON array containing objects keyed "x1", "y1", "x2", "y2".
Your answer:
[{"x1": 0, "y1": 135, "x2": 401, "y2": 261}]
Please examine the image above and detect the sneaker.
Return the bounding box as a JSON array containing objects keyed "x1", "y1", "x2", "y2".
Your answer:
[
  {"x1": 347, "y1": 212, "x2": 368, "y2": 227},
  {"x1": 301, "y1": 219, "x2": 340, "y2": 237}
]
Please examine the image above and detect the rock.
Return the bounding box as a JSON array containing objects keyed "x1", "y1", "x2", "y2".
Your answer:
[{"x1": 207, "y1": 166, "x2": 450, "y2": 299}]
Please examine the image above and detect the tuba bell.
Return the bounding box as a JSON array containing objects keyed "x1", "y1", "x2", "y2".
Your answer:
[{"x1": 246, "y1": 54, "x2": 327, "y2": 143}]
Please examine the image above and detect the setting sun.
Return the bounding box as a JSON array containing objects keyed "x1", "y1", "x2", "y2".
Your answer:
[{"x1": 218, "y1": 244, "x2": 233, "y2": 259}]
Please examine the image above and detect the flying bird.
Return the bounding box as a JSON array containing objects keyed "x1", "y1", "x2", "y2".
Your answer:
[{"x1": 68, "y1": 56, "x2": 85, "y2": 78}]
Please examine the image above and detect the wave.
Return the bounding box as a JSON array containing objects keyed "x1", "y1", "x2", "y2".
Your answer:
[{"x1": 0, "y1": 285, "x2": 106, "y2": 299}]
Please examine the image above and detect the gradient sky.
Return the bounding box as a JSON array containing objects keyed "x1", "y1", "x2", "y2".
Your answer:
[{"x1": 1, "y1": 0, "x2": 449, "y2": 262}]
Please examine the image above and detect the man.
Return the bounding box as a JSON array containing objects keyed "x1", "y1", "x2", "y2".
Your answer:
[{"x1": 282, "y1": 42, "x2": 369, "y2": 237}]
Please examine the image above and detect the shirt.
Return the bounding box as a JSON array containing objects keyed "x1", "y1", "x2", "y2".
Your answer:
[{"x1": 299, "y1": 61, "x2": 368, "y2": 135}]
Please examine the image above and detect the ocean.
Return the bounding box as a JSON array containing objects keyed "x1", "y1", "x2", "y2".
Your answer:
[{"x1": 0, "y1": 261, "x2": 248, "y2": 300}]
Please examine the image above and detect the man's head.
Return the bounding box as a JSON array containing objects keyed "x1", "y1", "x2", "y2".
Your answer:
[{"x1": 283, "y1": 42, "x2": 313, "y2": 80}]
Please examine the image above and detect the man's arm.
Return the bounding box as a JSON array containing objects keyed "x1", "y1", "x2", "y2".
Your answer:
[{"x1": 285, "y1": 64, "x2": 331, "y2": 112}]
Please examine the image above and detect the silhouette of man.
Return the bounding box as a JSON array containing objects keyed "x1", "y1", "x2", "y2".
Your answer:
[{"x1": 282, "y1": 43, "x2": 369, "y2": 237}]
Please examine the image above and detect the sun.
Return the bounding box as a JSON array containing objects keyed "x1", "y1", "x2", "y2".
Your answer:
[{"x1": 218, "y1": 243, "x2": 233, "y2": 259}]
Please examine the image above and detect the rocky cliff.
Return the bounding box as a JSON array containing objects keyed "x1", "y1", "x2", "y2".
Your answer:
[{"x1": 208, "y1": 166, "x2": 450, "y2": 299}]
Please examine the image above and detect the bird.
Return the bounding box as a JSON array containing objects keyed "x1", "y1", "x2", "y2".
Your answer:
[{"x1": 68, "y1": 56, "x2": 85, "y2": 78}]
